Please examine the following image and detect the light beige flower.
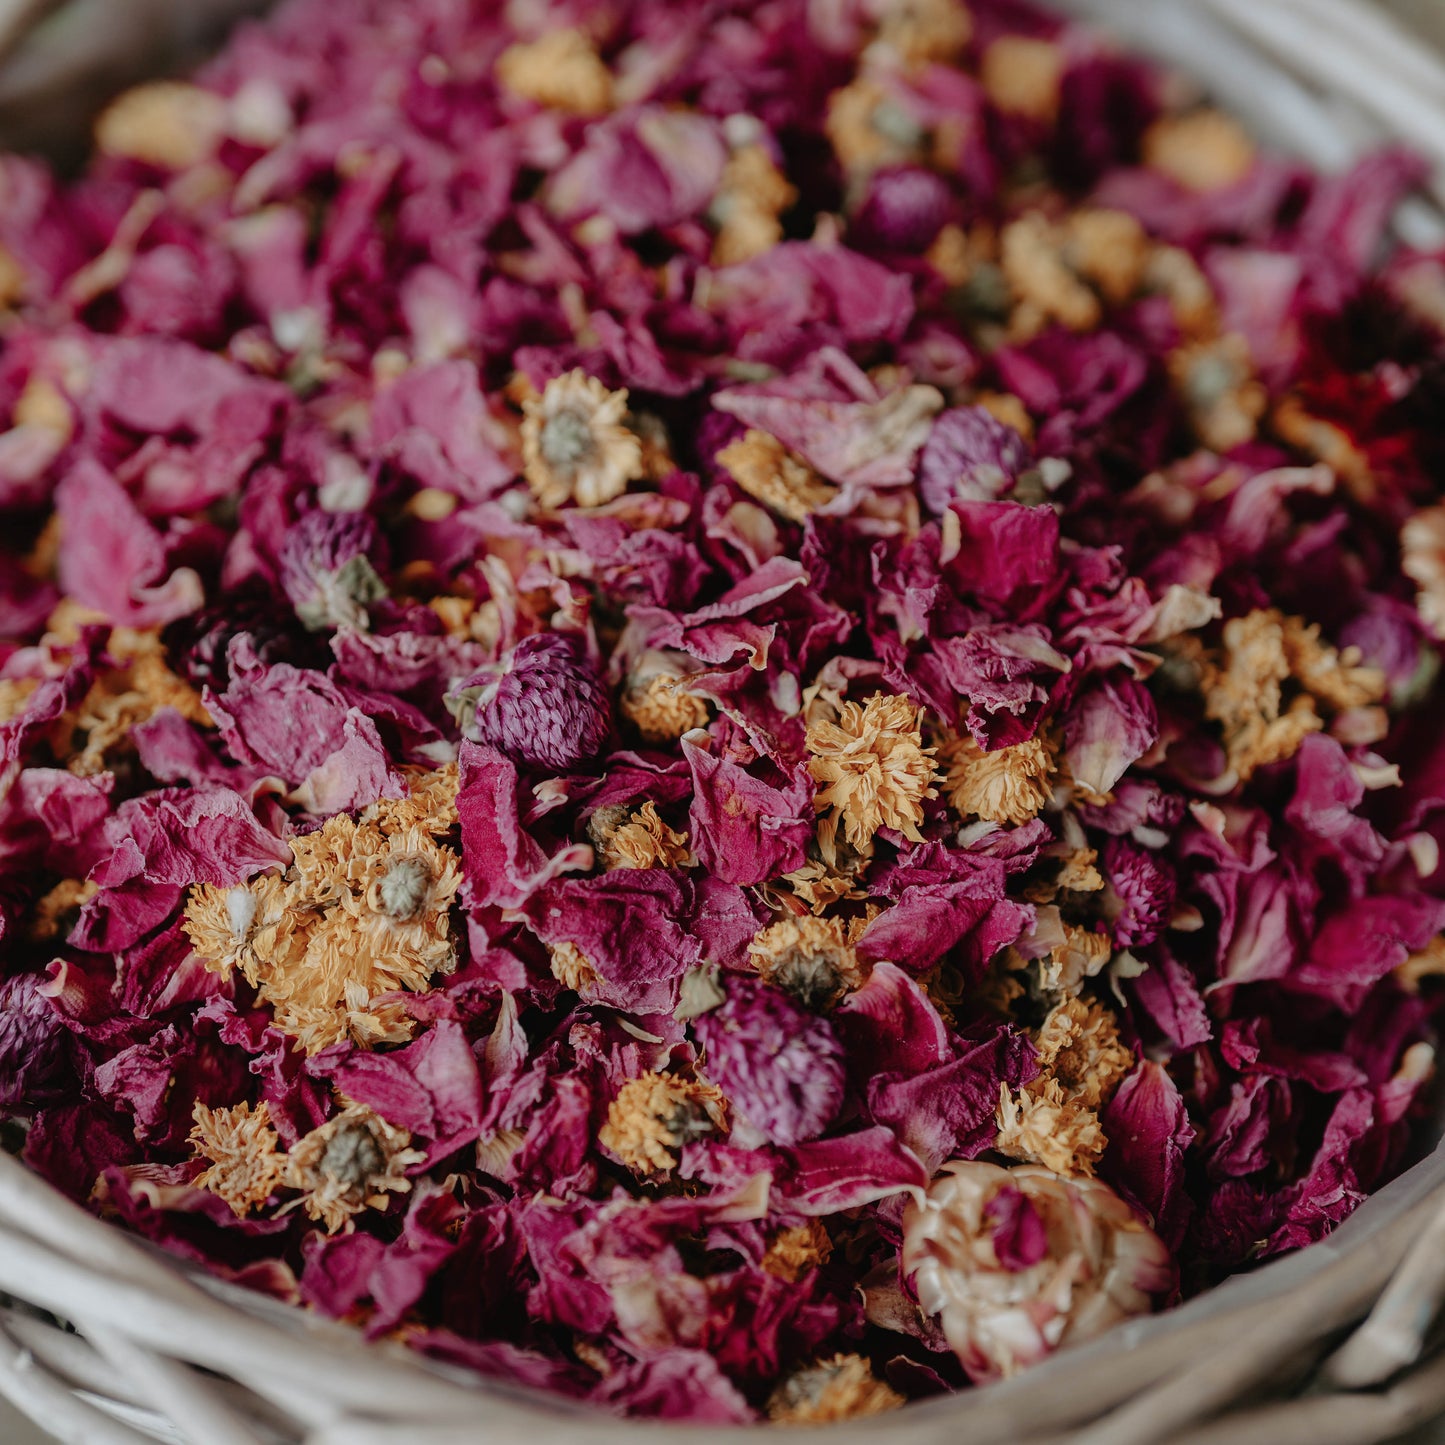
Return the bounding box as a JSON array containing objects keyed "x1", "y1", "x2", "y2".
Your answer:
[
  {"x1": 1200, "y1": 609, "x2": 1385, "y2": 781},
  {"x1": 901, "y1": 1161, "x2": 1172, "y2": 1382},
  {"x1": 1063, "y1": 209, "x2": 1151, "y2": 307},
  {"x1": 189, "y1": 1100, "x2": 286, "y2": 1218},
  {"x1": 521, "y1": 369, "x2": 643, "y2": 509},
  {"x1": 286, "y1": 1103, "x2": 425, "y2": 1234},
  {"x1": 762, "y1": 1220, "x2": 835, "y2": 1282},
  {"x1": 980, "y1": 35, "x2": 1064, "y2": 121},
  {"x1": 550, "y1": 940, "x2": 601, "y2": 994},
  {"x1": 766, "y1": 1354, "x2": 904, "y2": 1424},
  {"x1": 620, "y1": 663, "x2": 711, "y2": 743},
  {"x1": 716, "y1": 429, "x2": 838, "y2": 523},
  {"x1": 1037, "y1": 922, "x2": 1112, "y2": 998},
  {"x1": 1395, "y1": 935, "x2": 1445, "y2": 993},
  {"x1": 995, "y1": 1078, "x2": 1107, "y2": 1176},
  {"x1": 938, "y1": 731, "x2": 1053, "y2": 827},
  {"x1": 95, "y1": 82, "x2": 227, "y2": 169},
  {"x1": 183, "y1": 874, "x2": 302, "y2": 989},
  {"x1": 1402, "y1": 505, "x2": 1445, "y2": 641},
  {"x1": 599, "y1": 801, "x2": 691, "y2": 871},
  {"x1": 1034, "y1": 997, "x2": 1134, "y2": 1112},
  {"x1": 26, "y1": 878, "x2": 98, "y2": 943},
  {"x1": 807, "y1": 693, "x2": 938, "y2": 863},
  {"x1": 495, "y1": 29, "x2": 613, "y2": 116},
  {"x1": 1001, "y1": 212, "x2": 1101, "y2": 337},
  {"x1": 748, "y1": 913, "x2": 867, "y2": 1010},
  {"x1": 599, "y1": 1072, "x2": 728, "y2": 1174},
  {"x1": 1169, "y1": 334, "x2": 1268, "y2": 453},
  {"x1": 1143, "y1": 110, "x2": 1256, "y2": 192},
  {"x1": 872, "y1": 0, "x2": 972, "y2": 65},
  {"x1": 710, "y1": 145, "x2": 798, "y2": 266}
]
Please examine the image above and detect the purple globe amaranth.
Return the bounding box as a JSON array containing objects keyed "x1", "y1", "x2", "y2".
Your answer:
[
  {"x1": 851, "y1": 166, "x2": 953, "y2": 253},
  {"x1": 458, "y1": 632, "x2": 611, "y2": 770},
  {"x1": 692, "y1": 980, "x2": 845, "y2": 1148},
  {"x1": 279, "y1": 509, "x2": 389, "y2": 632},
  {"x1": 1104, "y1": 837, "x2": 1176, "y2": 950}
]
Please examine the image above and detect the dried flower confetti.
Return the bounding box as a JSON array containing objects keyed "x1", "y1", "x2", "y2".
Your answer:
[{"x1": 1, "y1": 0, "x2": 1443, "y2": 1422}]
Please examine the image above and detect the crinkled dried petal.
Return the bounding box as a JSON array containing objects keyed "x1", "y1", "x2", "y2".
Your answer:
[{"x1": 495, "y1": 29, "x2": 613, "y2": 116}]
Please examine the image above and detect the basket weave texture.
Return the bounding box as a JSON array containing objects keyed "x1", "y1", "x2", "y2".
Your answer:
[{"x1": 4, "y1": 1, "x2": 1445, "y2": 1442}]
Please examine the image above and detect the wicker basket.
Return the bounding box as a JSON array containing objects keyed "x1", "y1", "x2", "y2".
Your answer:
[{"x1": 5, "y1": 1, "x2": 1445, "y2": 1442}]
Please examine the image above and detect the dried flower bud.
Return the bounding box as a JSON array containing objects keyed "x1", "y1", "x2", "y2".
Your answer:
[
  {"x1": 619, "y1": 651, "x2": 710, "y2": 743},
  {"x1": 285, "y1": 1102, "x2": 425, "y2": 1233},
  {"x1": 521, "y1": 370, "x2": 642, "y2": 509},
  {"x1": 902, "y1": 1161, "x2": 1172, "y2": 1382},
  {"x1": 692, "y1": 981, "x2": 845, "y2": 1146},
  {"x1": 189, "y1": 1100, "x2": 286, "y2": 1218},
  {"x1": 766, "y1": 1354, "x2": 904, "y2": 1424},
  {"x1": 807, "y1": 693, "x2": 938, "y2": 864},
  {"x1": 938, "y1": 731, "x2": 1053, "y2": 826},
  {"x1": 599, "y1": 1071, "x2": 728, "y2": 1174},
  {"x1": 455, "y1": 633, "x2": 611, "y2": 770},
  {"x1": 748, "y1": 913, "x2": 866, "y2": 1010},
  {"x1": 279, "y1": 510, "x2": 389, "y2": 632}
]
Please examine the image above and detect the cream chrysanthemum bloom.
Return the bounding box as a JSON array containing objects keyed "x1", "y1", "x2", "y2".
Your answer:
[
  {"x1": 807, "y1": 693, "x2": 938, "y2": 863},
  {"x1": 938, "y1": 731, "x2": 1054, "y2": 827},
  {"x1": 901, "y1": 1161, "x2": 1171, "y2": 1383},
  {"x1": 597, "y1": 802, "x2": 690, "y2": 870},
  {"x1": 716, "y1": 429, "x2": 838, "y2": 523},
  {"x1": 285, "y1": 1103, "x2": 425, "y2": 1234},
  {"x1": 619, "y1": 651, "x2": 710, "y2": 743},
  {"x1": 599, "y1": 1072, "x2": 728, "y2": 1174},
  {"x1": 495, "y1": 29, "x2": 613, "y2": 116},
  {"x1": 189, "y1": 1100, "x2": 286, "y2": 1218},
  {"x1": 1403, "y1": 505, "x2": 1445, "y2": 640},
  {"x1": 521, "y1": 369, "x2": 643, "y2": 508},
  {"x1": 766, "y1": 1354, "x2": 904, "y2": 1424},
  {"x1": 748, "y1": 913, "x2": 867, "y2": 1010}
]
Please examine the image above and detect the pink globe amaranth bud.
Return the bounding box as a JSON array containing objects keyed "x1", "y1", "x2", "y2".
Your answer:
[
  {"x1": 852, "y1": 166, "x2": 953, "y2": 253},
  {"x1": 901, "y1": 1160, "x2": 1173, "y2": 1383},
  {"x1": 459, "y1": 632, "x2": 611, "y2": 770},
  {"x1": 692, "y1": 980, "x2": 845, "y2": 1148},
  {"x1": 278, "y1": 509, "x2": 388, "y2": 631}
]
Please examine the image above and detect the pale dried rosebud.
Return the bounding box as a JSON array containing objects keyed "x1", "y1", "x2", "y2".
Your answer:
[
  {"x1": 902, "y1": 1161, "x2": 1172, "y2": 1382},
  {"x1": 189, "y1": 1100, "x2": 286, "y2": 1218},
  {"x1": 599, "y1": 1071, "x2": 728, "y2": 1174},
  {"x1": 980, "y1": 36, "x2": 1064, "y2": 121},
  {"x1": 938, "y1": 731, "x2": 1053, "y2": 827},
  {"x1": 766, "y1": 1353, "x2": 905, "y2": 1424},
  {"x1": 95, "y1": 82, "x2": 227, "y2": 169},
  {"x1": 717, "y1": 429, "x2": 838, "y2": 523},
  {"x1": 807, "y1": 693, "x2": 938, "y2": 863},
  {"x1": 285, "y1": 1103, "x2": 425, "y2": 1233},
  {"x1": 521, "y1": 369, "x2": 643, "y2": 509},
  {"x1": 495, "y1": 29, "x2": 613, "y2": 116},
  {"x1": 748, "y1": 913, "x2": 867, "y2": 1010},
  {"x1": 1143, "y1": 110, "x2": 1256, "y2": 192}
]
